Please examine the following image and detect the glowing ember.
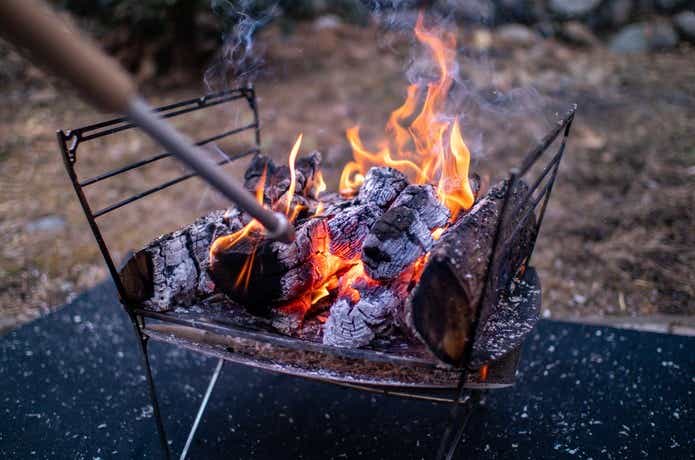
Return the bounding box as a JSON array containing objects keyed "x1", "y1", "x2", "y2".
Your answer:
[{"x1": 479, "y1": 364, "x2": 489, "y2": 381}]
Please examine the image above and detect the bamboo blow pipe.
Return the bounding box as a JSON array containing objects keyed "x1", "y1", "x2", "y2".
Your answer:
[{"x1": 0, "y1": 0, "x2": 294, "y2": 243}]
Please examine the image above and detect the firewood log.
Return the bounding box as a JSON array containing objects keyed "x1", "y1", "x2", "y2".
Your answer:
[
  {"x1": 361, "y1": 184, "x2": 449, "y2": 281},
  {"x1": 118, "y1": 209, "x2": 243, "y2": 311},
  {"x1": 405, "y1": 179, "x2": 536, "y2": 365},
  {"x1": 322, "y1": 275, "x2": 410, "y2": 348},
  {"x1": 209, "y1": 217, "x2": 327, "y2": 313},
  {"x1": 208, "y1": 166, "x2": 406, "y2": 310},
  {"x1": 356, "y1": 166, "x2": 408, "y2": 208}
]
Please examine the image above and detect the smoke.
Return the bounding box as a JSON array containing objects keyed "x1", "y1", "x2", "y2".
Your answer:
[
  {"x1": 204, "y1": 1, "x2": 555, "y2": 162},
  {"x1": 204, "y1": 0, "x2": 279, "y2": 91}
]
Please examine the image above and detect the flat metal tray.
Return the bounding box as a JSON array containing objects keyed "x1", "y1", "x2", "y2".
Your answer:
[{"x1": 138, "y1": 268, "x2": 540, "y2": 393}]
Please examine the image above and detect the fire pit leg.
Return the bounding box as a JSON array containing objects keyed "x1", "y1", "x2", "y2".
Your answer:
[
  {"x1": 131, "y1": 319, "x2": 171, "y2": 460},
  {"x1": 179, "y1": 358, "x2": 225, "y2": 460},
  {"x1": 436, "y1": 384, "x2": 483, "y2": 460}
]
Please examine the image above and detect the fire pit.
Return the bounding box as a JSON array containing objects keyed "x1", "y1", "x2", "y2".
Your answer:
[{"x1": 57, "y1": 19, "x2": 576, "y2": 460}]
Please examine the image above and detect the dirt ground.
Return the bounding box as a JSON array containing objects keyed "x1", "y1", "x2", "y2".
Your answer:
[{"x1": 1, "y1": 20, "x2": 693, "y2": 333}]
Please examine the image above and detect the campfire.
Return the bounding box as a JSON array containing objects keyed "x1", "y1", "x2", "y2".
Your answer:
[
  {"x1": 50, "y1": 6, "x2": 576, "y2": 458},
  {"x1": 208, "y1": 16, "x2": 485, "y2": 354},
  {"x1": 117, "y1": 15, "x2": 545, "y2": 368}
]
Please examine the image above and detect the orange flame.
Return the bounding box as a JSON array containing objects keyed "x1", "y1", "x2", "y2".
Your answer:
[
  {"x1": 212, "y1": 13, "x2": 477, "y2": 322},
  {"x1": 479, "y1": 364, "x2": 489, "y2": 381},
  {"x1": 284, "y1": 133, "x2": 303, "y2": 218},
  {"x1": 209, "y1": 166, "x2": 268, "y2": 257},
  {"x1": 313, "y1": 170, "x2": 327, "y2": 198},
  {"x1": 439, "y1": 118, "x2": 475, "y2": 220},
  {"x1": 339, "y1": 13, "x2": 473, "y2": 218}
]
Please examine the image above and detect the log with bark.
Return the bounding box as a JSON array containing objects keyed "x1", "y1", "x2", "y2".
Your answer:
[
  {"x1": 118, "y1": 209, "x2": 243, "y2": 311},
  {"x1": 118, "y1": 152, "x2": 325, "y2": 312},
  {"x1": 404, "y1": 179, "x2": 536, "y2": 365}
]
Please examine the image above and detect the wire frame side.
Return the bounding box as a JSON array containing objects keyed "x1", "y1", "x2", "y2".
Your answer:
[
  {"x1": 56, "y1": 87, "x2": 261, "y2": 306},
  {"x1": 474, "y1": 104, "x2": 577, "y2": 361}
]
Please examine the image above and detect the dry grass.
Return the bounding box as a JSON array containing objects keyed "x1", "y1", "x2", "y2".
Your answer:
[{"x1": 1, "y1": 21, "x2": 693, "y2": 332}]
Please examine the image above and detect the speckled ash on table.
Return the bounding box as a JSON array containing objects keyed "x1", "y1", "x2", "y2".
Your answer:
[{"x1": 1, "y1": 282, "x2": 692, "y2": 459}]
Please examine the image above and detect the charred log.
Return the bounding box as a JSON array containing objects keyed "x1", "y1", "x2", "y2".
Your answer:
[
  {"x1": 362, "y1": 185, "x2": 449, "y2": 281},
  {"x1": 118, "y1": 209, "x2": 243, "y2": 311},
  {"x1": 244, "y1": 151, "x2": 323, "y2": 203},
  {"x1": 322, "y1": 281, "x2": 407, "y2": 348},
  {"x1": 356, "y1": 166, "x2": 408, "y2": 208},
  {"x1": 209, "y1": 217, "x2": 328, "y2": 313},
  {"x1": 407, "y1": 180, "x2": 535, "y2": 365},
  {"x1": 327, "y1": 203, "x2": 382, "y2": 259}
]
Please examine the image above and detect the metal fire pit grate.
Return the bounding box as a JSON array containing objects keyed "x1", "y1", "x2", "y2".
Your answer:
[{"x1": 58, "y1": 87, "x2": 575, "y2": 459}]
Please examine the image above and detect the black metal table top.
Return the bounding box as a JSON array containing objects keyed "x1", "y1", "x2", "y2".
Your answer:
[{"x1": 1, "y1": 281, "x2": 692, "y2": 459}]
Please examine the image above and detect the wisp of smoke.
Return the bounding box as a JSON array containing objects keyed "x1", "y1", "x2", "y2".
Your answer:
[
  {"x1": 204, "y1": 0, "x2": 554, "y2": 161},
  {"x1": 204, "y1": 0, "x2": 279, "y2": 91}
]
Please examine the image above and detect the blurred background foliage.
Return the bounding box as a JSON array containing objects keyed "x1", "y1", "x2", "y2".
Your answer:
[
  {"x1": 51, "y1": 0, "x2": 371, "y2": 83},
  {"x1": 35, "y1": 0, "x2": 695, "y2": 84}
]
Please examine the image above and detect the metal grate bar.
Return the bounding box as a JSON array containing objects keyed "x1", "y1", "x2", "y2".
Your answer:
[
  {"x1": 92, "y1": 147, "x2": 259, "y2": 218},
  {"x1": 78, "y1": 123, "x2": 257, "y2": 187},
  {"x1": 70, "y1": 90, "x2": 247, "y2": 141},
  {"x1": 517, "y1": 106, "x2": 576, "y2": 177}
]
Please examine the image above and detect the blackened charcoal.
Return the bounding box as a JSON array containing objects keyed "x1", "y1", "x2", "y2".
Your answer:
[
  {"x1": 390, "y1": 184, "x2": 450, "y2": 230},
  {"x1": 357, "y1": 166, "x2": 408, "y2": 209},
  {"x1": 327, "y1": 203, "x2": 382, "y2": 259},
  {"x1": 361, "y1": 184, "x2": 449, "y2": 281}
]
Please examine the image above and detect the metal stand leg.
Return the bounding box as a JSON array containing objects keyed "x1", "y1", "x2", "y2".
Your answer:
[
  {"x1": 132, "y1": 322, "x2": 171, "y2": 460},
  {"x1": 436, "y1": 375, "x2": 483, "y2": 460},
  {"x1": 179, "y1": 358, "x2": 225, "y2": 460},
  {"x1": 438, "y1": 390, "x2": 482, "y2": 460}
]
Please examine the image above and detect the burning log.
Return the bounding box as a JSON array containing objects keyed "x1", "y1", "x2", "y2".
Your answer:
[
  {"x1": 361, "y1": 184, "x2": 450, "y2": 281},
  {"x1": 209, "y1": 217, "x2": 327, "y2": 312},
  {"x1": 119, "y1": 209, "x2": 243, "y2": 311},
  {"x1": 209, "y1": 200, "x2": 384, "y2": 310},
  {"x1": 209, "y1": 166, "x2": 403, "y2": 309},
  {"x1": 405, "y1": 180, "x2": 536, "y2": 365},
  {"x1": 118, "y1": 151, "x2": 326, "y2": 313},
  {"x1": 356, "y1": 166, "x2": 408, "y2": 208},
  {"x1": 322, "y1": 269, "x2": 410, "y2": 348}
]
